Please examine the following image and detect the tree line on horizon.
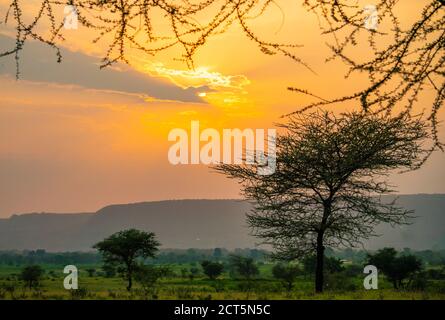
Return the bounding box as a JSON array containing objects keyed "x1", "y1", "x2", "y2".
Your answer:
[{"x1": 4, "y1": 228, "x2": 445, "y2": 296}]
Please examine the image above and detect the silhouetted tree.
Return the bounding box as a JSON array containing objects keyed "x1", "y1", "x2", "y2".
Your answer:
[
  {"x1": 93, "y1": 229, "x2": 160, "y2": 291},
  {"x1": 134, "y1": 264, "x2": 163, "y2": 299},
  {"x1": 189, "y1": 267, "x2": 200, "y2": 281},
  {"x1": 216, "y1": 110, "x2": 430, "y2": 292},
  {"x1": 20, "y1": 265, "x2": 44, "y2": 289},
  {"x1": 229, "y1": 255, "x2": 259, "y2": 280},
  {"x1": 201, "y1": 260, "x2": 224, "y2": 280},
  {"x1": 86, "y1": 268, "x2": 96, "y2": 277},
  {"x1": 272, "y1": 263, "x2": 301, "y2": 292},
  {"x1": 367, "y1": 247, "x2": 423, "y2": 289}
]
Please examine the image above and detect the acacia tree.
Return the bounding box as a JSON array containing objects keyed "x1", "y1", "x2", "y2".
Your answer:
[
  {"x1": 216, "y1": 111, "x2": 430, "y2": 292},
  {"x1": 93, "y1": 229, "x2": 160, "y2": 291},
  {"x1": 367, "y1": 248, "x2": 423, "y2": 289},
  {"x1": 20, "y1": 265, "x2": 44, "y2": 290},
  {"x1": 229, "y1": 255, "x2": 259, "y2": 281},
  {"x1": 201, "y1": 260, "x2": 224, "y2": 280}
]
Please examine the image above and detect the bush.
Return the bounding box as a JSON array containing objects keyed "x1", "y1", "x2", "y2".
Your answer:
[
  {"x1": 272, "y1": 263, "x2": 301, "y2": 291},
  {"x1": 175, "y1": 286, "x2": 194, "y2": 299},
  {"x1": 70, "y1": 287, "x2": 89, "y2": 300},
  {"x1": 229, "y1": 255, "x2": 259, "y2": 280},
  {"x1": 409, "y1": 272, "x2": 428, "y2": 291},
  {"x1": 201, "y1": 261, "x2": 224, "y2": 280},
  {"x1": 367, "y1": 248, "x2": 423, "y2": 289},
  {"x1": 210, "y1": 281, "x2": 225, "y2": 292},
  {"x1": 189, "y1": 267, "x2": 200, "y2": 280},
  {"x1": 20, "y1": 265, "x2": 44, "y2": 290},
  {"x1": 134, "y1": 265, "x2": 163, "y2": 299},
  {"x1": 325, "y1": 273, "x2": 357, "y2": 291}
]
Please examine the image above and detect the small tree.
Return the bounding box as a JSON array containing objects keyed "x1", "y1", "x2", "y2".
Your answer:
[
  {"x1": 134, "y1": 265, "x2": 162, "y2": 299},
  {"x1": 367, "y1": 248, "x2": 423, "y2": 289},
  {"x1": 201, "y1": 261, "x2": 224, "y2": 280},
  {"x1": 86, "y1": 268, "x2": 96, "y2": 277},
  {"x1": 272, "y1": 264, "x2": 301, "y2": 292},
  {"x1": 189, "y1": 267, "x2": 200, "y2": 281},
  {"x1": 229, "y1": 255, "x2": 259, "y2": 281},
  {"x1": 216, "y1": 111, "x2": 430, "y2": 292},
  {"x1": 93, "y1": 229, "x2": 160, "y2": 291},
  {"x1": 20, "y1": 265, "x2": 44, "y2": 290},
  {"x1": 180, "y1": 268, "x2": 189, "y2": 279}
]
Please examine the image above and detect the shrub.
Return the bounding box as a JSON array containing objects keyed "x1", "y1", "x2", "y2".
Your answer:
[
  {"x1": 201, "y1": 261, "x2": 224, "y2": 280},
  {"x1": 325, "y1": 273, "x2": 357, "y2": 291},
  {"x1": 20, "y1": 265, "x2": 44, "y2": 290},
  {"x1": 70, "y1": 287, "x2": 89, "y2": 300},
  {"x1": 272, "y1": 263, "x2": 301, "y2": 291},
  {"x1": 229, "y1": 255, "x2": 259, "y2": 280}
]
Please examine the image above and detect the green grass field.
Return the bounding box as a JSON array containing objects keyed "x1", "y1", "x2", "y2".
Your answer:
[{"x1": 1, "y1": 263, "x2": 445, "y2": 300}]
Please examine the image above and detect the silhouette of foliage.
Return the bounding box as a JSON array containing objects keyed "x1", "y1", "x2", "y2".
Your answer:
[
  {"x1": 200, "y1": 260, "x2": 224, "y2": 280},
  {"x1": 216, "y1": 110, "x2": 431, "y2": 292},
  {"x1": 0, "y1": 0, "x2": 304, "y2": 77},
  {"x1": 272, "y1": 263, "x2": 301, "y2": 291},
  {"x1": 93, "y1": 229, "x2": 160, "y2": 291},
  {"x1": 367, "y1": 247, "x2": 423, "y2": 289},
  {"x1": 229, "y1": 254, "x2": 259, "y2": 280},
  {"x1": 291, "y1": 0, "x2": 444, "y2": 152},
  {"x1": 20, "y1": 265, "x2": 44, "y2": 289},
  {"x1": 2, "y1": 1, "x2": 443, "y2": 150}
]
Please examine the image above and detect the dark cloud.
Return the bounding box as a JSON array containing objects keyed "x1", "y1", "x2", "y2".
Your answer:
[{"x1": 0, "y1": 35, "x2": 207, "y2": 103}]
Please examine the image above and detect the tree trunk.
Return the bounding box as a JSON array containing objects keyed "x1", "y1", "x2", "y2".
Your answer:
[
  {"x1": 127, "y1": 273, "x2": 132, "y2": 291},
  {"x1": 126, "y1": 261, "x2": 133, "y2": 291},
  {"x1": 315, "y1": 232, "x2": 325, "y2": 293}
]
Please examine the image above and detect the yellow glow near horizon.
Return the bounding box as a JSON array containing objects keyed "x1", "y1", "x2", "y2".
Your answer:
[{"x1": 0, "y1": 0, "x2": 444, "y2": 216}]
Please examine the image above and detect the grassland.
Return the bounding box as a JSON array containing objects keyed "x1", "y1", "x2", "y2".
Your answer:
[{"x1": 1, "y1": 263, "x2": 445, "y2": 300}]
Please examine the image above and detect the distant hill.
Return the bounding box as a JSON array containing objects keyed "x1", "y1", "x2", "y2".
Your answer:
[{"x1": 0, "y1": 195, "x2": 444, "y2": 252}]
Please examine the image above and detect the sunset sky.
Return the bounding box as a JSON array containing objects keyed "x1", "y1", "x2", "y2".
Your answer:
[{"x1": 0, "y1": 0, "x2": 444, "y2": 217}]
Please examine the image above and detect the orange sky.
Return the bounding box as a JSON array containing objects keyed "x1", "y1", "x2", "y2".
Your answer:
[{"x1": 0, "y1": 1, "x2": 444, "y2": 217}]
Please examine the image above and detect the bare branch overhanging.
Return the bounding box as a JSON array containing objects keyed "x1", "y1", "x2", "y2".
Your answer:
[
  {"x1": 0, "y1": 0, "x2": 305, "y2": 76},
  {"x1": 291, "y1": 0, "x2": 444, "y2": 152},
  {"x1": 1, "y1": 0, "x2": 443, "y2": 154}
]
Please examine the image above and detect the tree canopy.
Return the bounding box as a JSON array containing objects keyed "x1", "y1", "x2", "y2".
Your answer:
[
  {"x1": 20, "y1": 264, "x2": 44, "y2": 289},
  {"x1": 93, "y1": 229, "x2": 160, "y2": 291},
  {"x1": 367, "y1": 247, "x2": 423, "y2": 289},
  {"x1": 201, "y1": 260, "x2": 224, "y2": 280},
  {"x1": 216, "y1": 110, "x2": 431, "y2": 292},
  {"x1": 229, "y1": 254, "x2": 259, "y2": 280}
]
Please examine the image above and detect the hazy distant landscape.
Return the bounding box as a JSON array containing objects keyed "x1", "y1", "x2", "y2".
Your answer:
[{"x1": 1, "y1": 194, "x2": 444, "y2": 252}]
